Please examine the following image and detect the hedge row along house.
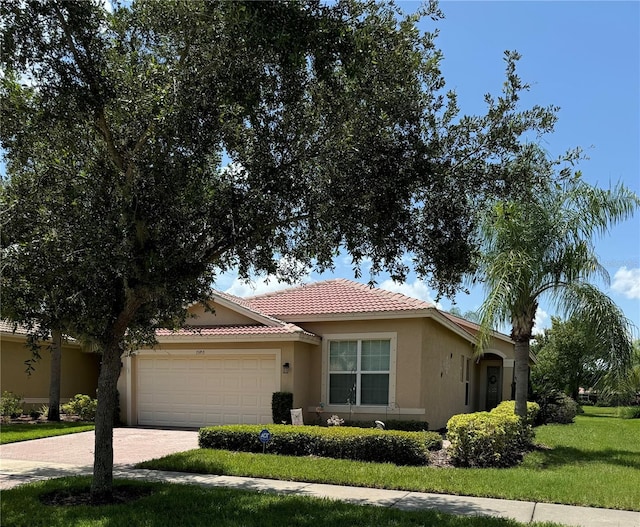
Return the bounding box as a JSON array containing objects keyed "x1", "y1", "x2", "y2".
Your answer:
[{"x1": 2, "y1": 279, "x2": 528, "y2": 430}]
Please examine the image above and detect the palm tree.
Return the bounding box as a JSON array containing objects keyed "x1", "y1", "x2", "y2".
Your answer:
[{"x1": 474, "y1": 171, "x2": 638, "y2": 418}]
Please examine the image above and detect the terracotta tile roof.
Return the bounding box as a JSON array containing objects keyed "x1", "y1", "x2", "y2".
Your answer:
[
  {"x1": 245, "y1": 278, "x2": 435, "y2": 317},
  {"x1": 440, "y1": 312, "x2": 481, "y2": 335},
  {"x1": 440, "y1": 311, "x2": 513, "y2": 343}
]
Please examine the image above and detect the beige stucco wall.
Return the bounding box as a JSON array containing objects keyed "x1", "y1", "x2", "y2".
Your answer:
[
  {"x1": 421, "y1": 318, "x2": 476, "y2": 430},
  {"x1": 296, "y1": 316, "x2": 515, "y2": 431},
  {"x1": 116, "y1": 303, "x2": 515, "y2": 429},
  {"x1": 188, "y1": 303, "x2": 257, "y2": 326},
  {"x1": 0, "y1": 335, "x2": 100, "y2": 408},
  {"x1": 294, "y1": 317, "x2": 428, "y2": 426},
  {"x1": 118, "y1": 338, "x2": 322, "y2": 426}
]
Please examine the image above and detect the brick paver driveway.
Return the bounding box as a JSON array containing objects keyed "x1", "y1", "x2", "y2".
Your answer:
[{"x1": 0, "y1": 427, "x2": 199, "y2": 489}]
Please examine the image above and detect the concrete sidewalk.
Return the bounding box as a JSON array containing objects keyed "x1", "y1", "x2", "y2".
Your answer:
[{"x1": 1, "y1": 458, "x2": 638, "y2": 527}]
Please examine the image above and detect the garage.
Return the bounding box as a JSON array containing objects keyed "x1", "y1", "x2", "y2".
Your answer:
[{"x1": 135, "y1": 352, "x2": 278, "y2": 428}]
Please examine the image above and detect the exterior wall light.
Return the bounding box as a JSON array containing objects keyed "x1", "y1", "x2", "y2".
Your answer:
[{"x1": 282, "y1": 362, "x2": 290, "y2": 374}]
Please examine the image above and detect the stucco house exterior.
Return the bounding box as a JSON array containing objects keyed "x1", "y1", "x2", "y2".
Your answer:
[
  {"x1": 0, "y1": 321, "x2": 100, "y2": 410},
  {"x1": 117, "y1": 279, "x2": 519, "y2": 430}
]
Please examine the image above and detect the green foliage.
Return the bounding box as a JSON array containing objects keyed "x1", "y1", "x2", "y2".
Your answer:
[
  {"x1": 492, "y1": 400, "x2": 540, "y2": 427},
  {"x1": 198, "y1": 424, "x2": 431, "y2": 466},
  {"x1": 0, "y1": 391, "x2": 23, "y2": 420},
  {"x1": 617, "y1": 406, "x2": 640, "y2": 419},
  {"x1": 62, "y1": 394, "x2": 98, "y2": 421},
  {"x1": 271, "y1": 392, "x2": 293, "y2": 425},
  {"x1": 531, "y1": 316, "x2": 628, "y2": 401},
  {"x1": 341, "y1": 419, "x2": 430, "y2": 432},
  {"x1": 446, "y1": 402, "x2": 538, "y2": 468},
  {"x1": 534, "y1": 392, "x2": 579, "y2": 425}
]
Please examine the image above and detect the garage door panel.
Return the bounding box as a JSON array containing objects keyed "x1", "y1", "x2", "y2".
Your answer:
[{"x1": 137, "y1": 354, "x2": 276, "y2": 427}]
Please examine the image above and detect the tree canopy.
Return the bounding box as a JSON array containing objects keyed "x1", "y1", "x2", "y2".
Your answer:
[
  {"x1": 531, "y1": 315, "x2": 626, "y2": 401},
  {"x1": 2, "y1": 0, "x2": 560, "y2": 499}
]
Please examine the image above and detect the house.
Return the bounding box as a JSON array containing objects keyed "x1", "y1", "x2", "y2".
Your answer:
[
  {"x1": 117, "y1": 279, "x2": 518, "y2": 430},
  {"x1": 0, "y1": 321, "x2": 100, "y2": 410}
]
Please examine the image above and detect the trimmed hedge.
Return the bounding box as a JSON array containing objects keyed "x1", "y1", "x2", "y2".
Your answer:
[
  {"x1": 198, "y1": 424, "x2": 433, "y2": 466},
  {"x1": 446, "y1": 401, "x2": 540, "y2": 468},
  {"x1": 271, "y1": 392, "x2": 293, "y2": 425},
  {"x1": 342, "y1": 419, "x2": 430, "y2": 432}
]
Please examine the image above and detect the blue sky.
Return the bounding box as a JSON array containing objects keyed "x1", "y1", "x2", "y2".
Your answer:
[{"x1": 220, "y1": 1, "x2": 640, "y2": 335}]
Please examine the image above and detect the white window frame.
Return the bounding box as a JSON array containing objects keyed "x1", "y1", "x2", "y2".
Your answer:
[{"x1": 321, "y1": 332, "x2": 397, "y2": 410}]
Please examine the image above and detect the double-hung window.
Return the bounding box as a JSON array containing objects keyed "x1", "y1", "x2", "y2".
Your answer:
[{"x1": 328, "y1": 338, "x2": 392, "y2": 406}]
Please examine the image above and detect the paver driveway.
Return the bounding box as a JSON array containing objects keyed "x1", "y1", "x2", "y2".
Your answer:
[{"x1": 0, "y1": 427, "x2": 198, "y2": 489}]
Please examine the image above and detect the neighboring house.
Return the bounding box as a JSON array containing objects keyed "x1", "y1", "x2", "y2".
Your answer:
[
  {"x1": 118, "y1": 279, "x2": 520, "y2": 430},
  {"x1": 0, "y1": 321, "x2": 100, "y2": 410}
]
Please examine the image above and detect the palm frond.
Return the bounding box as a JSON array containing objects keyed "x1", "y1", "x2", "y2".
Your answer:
[{"x1": 557, "y1": 282, "x2": 636, "y2": 385}]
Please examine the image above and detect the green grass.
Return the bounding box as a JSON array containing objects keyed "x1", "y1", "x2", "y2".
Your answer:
[
  {"x1": 139, "y1": 411, "x2": 640, "y2": 511},
  {"x1": 0, "y1": 476, "x2": 562, "y2": 527},
  {"x1": 0, "y1": 422, "x2": 94, "y2": 444}
]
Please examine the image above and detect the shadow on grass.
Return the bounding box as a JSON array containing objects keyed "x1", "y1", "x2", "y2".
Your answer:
[
  {"x1": 532, "y1": 445, "x2": 640, "y2": 470},
  {"x1": 1, "y1": 477, "x2": 538, "y2": 527}
]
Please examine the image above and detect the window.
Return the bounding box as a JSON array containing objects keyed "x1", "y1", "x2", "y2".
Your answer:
[
  {"x1": 465, "y1": 358, "x2": 471, "y2": 405},
  {"x1": 328, "y1": 339, "x2": 391, "y2": 406}
]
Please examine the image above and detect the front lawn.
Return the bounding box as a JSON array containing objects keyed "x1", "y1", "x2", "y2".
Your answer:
[
  {"x1": 0, "y1": 422, "x2": 94, "y2": 444},
  {"x1": 0, "y1": 476, "x2": 561, "y2": 527},
  {"x1": 138, "y1": 410, "x2": 640, "y2": 511}
]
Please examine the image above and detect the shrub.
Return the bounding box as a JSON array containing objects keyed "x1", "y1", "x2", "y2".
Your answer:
[
  {"x1": 618, "y1": 406, "x2": 640, "y2": 419},
  {"x1": 341, "y1": 419, "x2": 429, "y2": 432},
  {"x1": 536, "y1": 392, "x2": 579, "y2": 424},
  {"x1": 492, "y1": 400, "x2": 540, "y2": 427},
  {"x1": 446, "y1": 408, "x2": 526, "y2": 468},
  {"x1": 0, "y1": 391, "x2": 23, "y2": 420},
  {"x1": 271, "y1": 392, "x2": 293, "y2": 424},
  {"x1": 423, "y1": 431, "x2": 444, "y2": 451},
  {"x1": 62, "y1": 394, "x2": 98, "y2": 421},
  {"x1": 491, "y1": 400, "x2": 540, "y2": 450},
  {"x1": 198, "y1": 424, "x2": 431, "y2": 466}
]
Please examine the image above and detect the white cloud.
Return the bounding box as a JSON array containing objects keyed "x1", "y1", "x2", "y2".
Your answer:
[
  {"x1": 221, "y1": 257, "x2": 312, "y2": 298},
  {"x1": 378, "y1": 279, "x2": 442, "y2": 309},
  {"x1": 224, "y1": 276, "x2": 296, "y2": 298},
  {"x1": 612, "y1": 267, "x2": 640, "y2": 299},
  {"x1": 532, "y1": 307, "x2": 550, "y2": 336}
]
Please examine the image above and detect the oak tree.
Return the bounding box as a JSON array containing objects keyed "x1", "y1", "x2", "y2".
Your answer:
[{"x1": 1, "y1": 0, "x2": 558, "y2": 499}]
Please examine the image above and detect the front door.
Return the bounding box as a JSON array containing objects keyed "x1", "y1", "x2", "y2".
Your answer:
[{"x1": 486, "y1": 366, "x2": 501, "y2": 410}]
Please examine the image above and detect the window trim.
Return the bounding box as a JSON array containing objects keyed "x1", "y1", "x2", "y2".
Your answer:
[{"x1": 322, "y1": 332, "x2": 397, "y2": 408}]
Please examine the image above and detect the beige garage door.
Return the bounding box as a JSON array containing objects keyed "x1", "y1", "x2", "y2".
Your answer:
[{"x1": 136, "y1": 354, "x2": 277, "y2": 427}]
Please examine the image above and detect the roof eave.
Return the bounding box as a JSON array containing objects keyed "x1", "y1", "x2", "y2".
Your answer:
[{"x1": 156, "y1": 332, "x2": 321, "y2": 345}]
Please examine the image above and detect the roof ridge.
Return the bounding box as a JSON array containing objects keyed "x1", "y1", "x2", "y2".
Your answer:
[{"x1": 244, "y1": 278, "x2": 344, "y2": 300}]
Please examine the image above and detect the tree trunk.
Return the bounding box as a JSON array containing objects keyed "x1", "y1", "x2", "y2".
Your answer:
[
  {"x1": 47, "y1": 329, "x2": 62, "y2": 421},
  {"x1": 90, "y1": 340, "x2": 122, "y2": 502},
  {"x1": 514, "y1": 338, "x2": 531, "y2": 418}
]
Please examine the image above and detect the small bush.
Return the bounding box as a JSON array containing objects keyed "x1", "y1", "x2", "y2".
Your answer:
[
  {"x1": 62, "y1": 394, "x2": 97, "y2": 421},
  {"x1": 618, "y1": 406, "x2": 640, "y2": 419},
  {"x1": 0, "y1": 391, "x2": 23, "y2": 420},
  {"x1": 198, "y1": 424, "x2": 431, "y2": 466},
  {"x1": 446, "y1": 403, "x2": 536, "y2": 468},
  {"x1": 271, "y1": 392, "x2": 293, "y2": 424},
  {"x1": 536, "y1": 392, "x2": 579, "y2": 424}
]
